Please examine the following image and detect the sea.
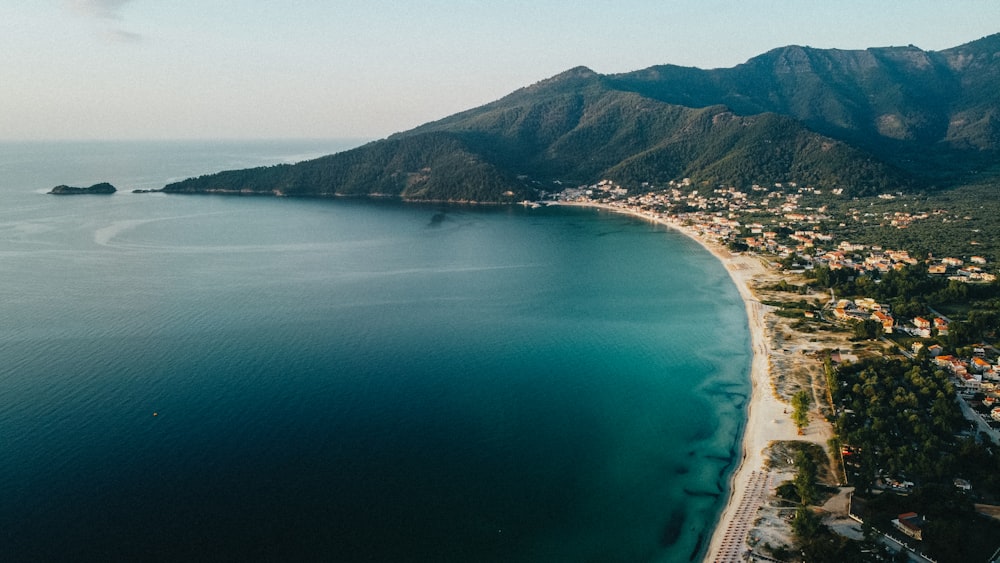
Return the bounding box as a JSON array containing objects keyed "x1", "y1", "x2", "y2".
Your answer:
[{"x1": 0, "y1": 140, "x2": 751, "y2": 562}]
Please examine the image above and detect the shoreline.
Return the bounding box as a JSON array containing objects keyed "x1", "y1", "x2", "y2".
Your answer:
[{"x1": 554, "y1": 202, "x2": 797, "y2": 562}]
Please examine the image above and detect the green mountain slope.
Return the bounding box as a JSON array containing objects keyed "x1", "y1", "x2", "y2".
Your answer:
[
  {"x1": 165, "y1": 35, "x2": 1000, "y2": 202},
  {"x1": 608, "y1": 34, "x2": 1000, "y2": 175},
  {"x1": 162, "y1": 133, "x2": 534, "y2": 202}
]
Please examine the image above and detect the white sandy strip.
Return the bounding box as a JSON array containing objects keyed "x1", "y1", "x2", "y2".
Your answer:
[
  {"x1": 552, "y1": 202, "x2": 801, "y2": 562},
  {"x1": 698, "y1": 250, "x2": 802, "y2": 563},
  {"x1": 662, "y1": 218, "x2": 830, "y2": 561}
]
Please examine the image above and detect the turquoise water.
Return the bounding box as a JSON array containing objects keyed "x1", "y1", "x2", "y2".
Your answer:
[{"x1": 0, "y1": 141, "x2": 750, "y2": 562}]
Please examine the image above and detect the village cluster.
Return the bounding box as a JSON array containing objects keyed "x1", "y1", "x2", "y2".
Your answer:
[
  {"x1": 552, "y1": 179, "x2": 993, "y2": 281},
  {"x1": 550, "y1": 179, "x2": 1000, "y2": 422}
]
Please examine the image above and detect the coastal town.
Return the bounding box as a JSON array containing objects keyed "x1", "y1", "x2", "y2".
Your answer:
[
  {"x1": 553, "y1": 178, "x2": 994, "y2": 284},
  {"x1": 540, "y1": 179, "x2": 1000, "y2": 563}
]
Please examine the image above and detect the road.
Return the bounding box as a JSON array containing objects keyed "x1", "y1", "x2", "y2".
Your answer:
[
  {"x1": 956, "y1": 395, "x2": 1000, "y2": 443},
  {"x1": 828, "y1": 520, "x2": 937, "y2": 563}
]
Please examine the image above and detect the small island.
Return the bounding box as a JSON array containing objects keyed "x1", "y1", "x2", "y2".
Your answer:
[{"x1": 48, "y1": 182, "x2": 117, "y2": 195}]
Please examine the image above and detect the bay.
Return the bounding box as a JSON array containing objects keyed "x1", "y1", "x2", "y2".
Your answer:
[{"x1": 0, "y1": 140, "x2": 750, "y2": 562}]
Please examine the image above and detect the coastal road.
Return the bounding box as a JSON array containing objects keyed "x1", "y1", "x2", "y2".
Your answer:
[
  {"x1": 956, "y1": 395, "x2": 1000, "y2": 443},
  {"x1": 828, "y1": 520, "x2": 936, "y2": 563}
]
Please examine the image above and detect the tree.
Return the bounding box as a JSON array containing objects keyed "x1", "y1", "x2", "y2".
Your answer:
[
  {"x1": 791, "y1": 505, "x2": 822, "y2": 539},
  {"x1": 792, "y1": 389, "x2": 811, "y2": 434},
  {"x1": 852, "y1": 318, "x2": 881, "y2": 340},
  {"x1": 861, "y1": 519, "x2": 877, "y2": 545},
  {"x1": 794, "y1": 449, "x2": 819, "y2": 505}
]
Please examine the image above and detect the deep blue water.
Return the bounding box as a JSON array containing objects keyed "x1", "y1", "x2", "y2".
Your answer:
[{"x1": 0, "y1": 141, "x2": 751, "y2": 562}]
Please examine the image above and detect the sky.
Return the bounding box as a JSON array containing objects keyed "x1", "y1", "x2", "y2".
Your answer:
[{"x1": 2, "y1": 1, "x2": 997, "y2": 140}]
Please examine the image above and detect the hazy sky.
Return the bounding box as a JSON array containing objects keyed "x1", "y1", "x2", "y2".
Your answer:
[{"x1": 2, "y1": 1, "x2": 997, "y2": 140}]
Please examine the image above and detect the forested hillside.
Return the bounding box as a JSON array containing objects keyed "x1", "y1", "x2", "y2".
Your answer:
[{"x1": 164, "y1": 34, "x2": 1000, "y2": 202}]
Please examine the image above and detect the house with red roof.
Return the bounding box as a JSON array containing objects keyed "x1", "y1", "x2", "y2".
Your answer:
[
  {"x1": 892, "y1": 512, "x2": 924, "y2": 541},
  {"x1": 871, "y1": 310, "x2": 894, "y2": 334}
]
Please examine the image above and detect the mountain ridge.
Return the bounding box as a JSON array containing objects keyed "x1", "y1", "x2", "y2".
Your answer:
[{"x1": 164, "y1": 34, "x2": 1000, "y2": 201}]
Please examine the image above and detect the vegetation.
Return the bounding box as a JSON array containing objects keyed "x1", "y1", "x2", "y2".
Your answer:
[
  {"x1": 853, "y1": 487, "x2": 1000, "y2": 563},
  {"x1": 830, "y1": 353, "x2": 1000, "y2": 562},
  {"x1": 814, "y1": 183, "x2": 1000, "y2": 264},
  {"x1": 163, "y1": 133, "x2": 534, "y2": 203},
  {"x1": 801, "y1": 251, "x2": 1000, "y2": 346},
  {"x1": 832, "y1": 357, "x2": 965, "y2": 490},
  {"x1": 608, "y1": 34, "x2": 1000, "y2": 182},
  {"x1": 851, "y1": 318, "x2": 882, "y2": 341},
  {"x1": 793, "y1": 449, "x2": 819, "y2": 505},
  {"x1": 791, "y1": 390, "x2": 811, "y2": 434},
  {"x1": 740, "y1": 184, "x2": 1000, "y2": 561},
  {"x1": 779, "y1": 444, "x2": 871, "y2": 562}
]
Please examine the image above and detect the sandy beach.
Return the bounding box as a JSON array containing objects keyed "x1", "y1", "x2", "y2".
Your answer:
[
  {"x1": 556, "y1": 201, "x2": 839, "y2": 562},
  {"x1": 686, "y1": 242, "x2": 807, "y2": 562}
]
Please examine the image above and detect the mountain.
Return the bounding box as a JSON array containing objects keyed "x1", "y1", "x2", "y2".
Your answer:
[
  {"x1": 607, "y1": 33, "x2": 1000, "y2": 176},
  {"x1": 164, "y1": 34, "x2": 1000, "y2": 201}
]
